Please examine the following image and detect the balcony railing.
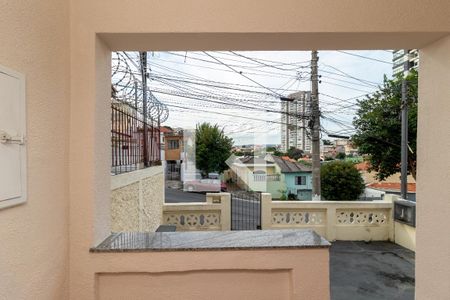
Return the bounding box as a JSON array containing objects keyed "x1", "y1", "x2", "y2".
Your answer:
[
  {"x1": 111, "y1": 104, "x2": 161, "y2": 175},
  {"x1": 253, "y1": 174, "x2": 280, "y2": 182}
]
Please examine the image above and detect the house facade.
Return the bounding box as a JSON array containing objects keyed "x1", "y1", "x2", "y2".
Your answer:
[
  {"x1": 268, "y1": 155, "x2": 313, "y2": 200},
  {"x1": 231, "y1": 156, "x2": 283, "y2": 198},
  {"x1": 231, "y1": 155, "x2": 312, "y2": 200},
  {"x1": 162, "y1": 128, "x2": 183, "y2": 180}
]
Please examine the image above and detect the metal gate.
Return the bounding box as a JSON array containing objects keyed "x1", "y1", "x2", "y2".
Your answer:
[
  {"x1": 231, "y1": 191, "x2": 262, "y2": 230},
  {"x1": 166, "y1": 163, "x2": 180, "y2": 180}
]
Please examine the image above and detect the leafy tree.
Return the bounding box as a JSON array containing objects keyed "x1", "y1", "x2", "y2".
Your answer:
[
  {"x1": 321, "y1": 161, "x2": 365, "y2": 200},
  {"x1": 336, "y1": 152, "x2": 346, "y2": 160},
  {"x1": 352, "y1": 71, "x2": 418, "y2": 180},
  {"x1": 195, "y1": 122, "x2": 233, "y2": 176},
  {"x1": 323, "y1": 139, "x2": 333, "y2": 145},
  {"x1": 272, "y1": 150, "x2": 286, "y2": 157},
  {"x1": 287, "y1": 147, "x2": 303, "y2": 160},
  {"x1": 278, "y1": 189, "x2": 287, "y2": 200},
  {"x1": 324, "y1": 156, "x2": 334, "y2": 161}
]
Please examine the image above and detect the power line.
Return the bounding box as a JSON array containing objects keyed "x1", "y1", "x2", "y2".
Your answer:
[
  {"x1": 229, "y1": 51, "x2": 309, "y2": 71},
  {"x1": 163, "y1": 102, "x2": 306, "y2": 127},
  {"x1": 215, "y1": 51, "x2": 312, "y2": 67},
  {"x1": 203, "y1": 51, "x2": 287, "y2": 98},
  {"x1": 150, "y1": 72, "x2": 301, "y2": 92},
  {"x1": 154, "y1": 52, "x2": 300, "y2": 79},
  {"x1": 337, "y1": 51, "x2": 393, "y2": 64},
  {"x1": 321, "y1": 80, "x2": 375, "y2": 94},
  {"x1": 321, "y1": 64, "x2": 382, "y2": 86}
]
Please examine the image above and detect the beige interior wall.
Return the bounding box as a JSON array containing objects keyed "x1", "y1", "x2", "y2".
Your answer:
[
  {"x1": 416, "y1": 35, "x2": 450, "y2": 299},
  {"x1": 68, "y1": 1, "x2": 450, "y2": 299},
  {"x1": 0, "y1": 0, "x2": 70, "y2": 299}
]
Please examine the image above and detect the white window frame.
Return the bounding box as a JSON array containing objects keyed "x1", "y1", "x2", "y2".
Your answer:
[
  {"x1": 295, "y1": 175, "x2": 306, "y2": 186},
  {"x1": 0, "y1": 65, "x2": 27, "y2": 210}
]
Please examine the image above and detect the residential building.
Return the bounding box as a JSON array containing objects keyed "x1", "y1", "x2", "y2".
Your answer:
[
  {"x1": 393, "y1": 49, "x2": 419, "y2": 76},
  {"x1": 356, "y1": 161, "x2": 417, "y2": 201},
  {"x1": 231, "y1": 155, "x2": 312, "y2": 200},
  {"x1": 111, "y1": 100, "x2": 161, "y2": 174},
  {"x1": 267, "y1": 155, "x2": 313, "y2": 200},
  {"x1": 321, "y1": 139, "x2": 358, "y2": 159},
  {"x1": 163, "y1": 128, "x2": 183, "y2": 180},
  {"x1": 281, "y1": 91, "x2": 312, "y2": 152},
  {"x1": 230, "y1": 156, "x2": 282, "y2": 197}
]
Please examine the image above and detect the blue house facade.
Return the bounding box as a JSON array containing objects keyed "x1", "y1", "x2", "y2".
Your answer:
[
  {"x1": 284, "y1": 172, "x2": 313, "y2": 200},
  {"x1": 268, "y1": 155, "x2": 313, "y2": 200}
]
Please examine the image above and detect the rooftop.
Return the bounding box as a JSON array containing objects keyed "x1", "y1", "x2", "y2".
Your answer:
[
  {"x1": 271, "y1": 155, "x2": 312, "y2": 173},
  {"x1": 368, "y1": 182, "x2": 416, "y2": 193},
  {"x1": 238, "y1": 156, "x2": 274, "y2": 165},
  {"x1": 330, "y1": 241, "x2": 415, "y2": 300}
]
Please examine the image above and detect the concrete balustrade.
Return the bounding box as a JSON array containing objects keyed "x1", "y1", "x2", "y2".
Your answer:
[
  {"x1": 261, "y1": 193, "x2": 395, "y2": 242},
  {"x1": 161, "y1": 192, "x2": 417, "y2": 250},
  {"x1": 162, "y1": 193, "x2": 231, "y2": 231}
]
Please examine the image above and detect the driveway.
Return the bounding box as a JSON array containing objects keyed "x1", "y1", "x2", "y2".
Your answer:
[
  {"x1": 330, "y1": 241, "x2": 415, "y2": 300},
  {"x1": 165, "y1": 188, "x2": 206, "y2": 203}
]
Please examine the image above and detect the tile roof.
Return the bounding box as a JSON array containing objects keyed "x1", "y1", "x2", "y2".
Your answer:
[
  {"x1": 355, "y1": 161, "x2": 371, "y2": 171},
  {"x1": 368, "y1": 182, "x2": 416, "y2": 193},
  {"x1": 160, "y1": 126, "x2": 173, "y2": 133},
  {"x1": 238, "y1": 156, "x2": 274, "y2": 165},
  {"x1": 271, "y1": 155, "x2": 312, "y2": 173}
]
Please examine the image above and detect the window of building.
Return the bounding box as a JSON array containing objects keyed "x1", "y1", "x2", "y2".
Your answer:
[
  {"x1": 295, "y1": 176, "x2": 306, "y2": 185},
  {"x1": 168, "y1": 139, "x2": 179, "y2": 149}
]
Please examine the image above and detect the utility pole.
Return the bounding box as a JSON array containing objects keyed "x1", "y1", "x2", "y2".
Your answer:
[
  {"x1": 401, "y1": 50, "x2": 411, "y2": 199},
  {"x1": 140, "y1": 51, "x2": 149, "y2": 167},
  {"x1": 310, "y1": 50, "x2": 321, "y2": 199},
  {"x1": 286, "y1": 102, "x2": 289, "y2": 151}
]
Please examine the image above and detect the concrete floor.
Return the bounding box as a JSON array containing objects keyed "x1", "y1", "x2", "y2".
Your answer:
[{"x1": 330, "y1": 241, "x2": 415, "y2": 300}]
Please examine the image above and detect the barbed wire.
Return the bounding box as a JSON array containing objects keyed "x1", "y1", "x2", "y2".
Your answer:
[{"x1": 111, "y1": 52, "x2": 169, "y2": 123}]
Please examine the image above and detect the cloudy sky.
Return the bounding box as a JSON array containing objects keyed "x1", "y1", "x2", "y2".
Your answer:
[{"x1": 143, "y1": 50, "x2": 393, "y2": 145}]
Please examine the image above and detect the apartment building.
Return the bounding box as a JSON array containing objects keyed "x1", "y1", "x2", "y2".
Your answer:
[
  {"x1": 393, "y1": 49, "x2": 419, "y2": 76},
  {"x1": 281, "y1": 91, "x2": 312, "y2": 152}
]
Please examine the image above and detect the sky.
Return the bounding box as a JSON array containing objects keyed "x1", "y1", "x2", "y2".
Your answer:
[{"x1": 114, "y1": 50, "x2": 394, "y2": 145}]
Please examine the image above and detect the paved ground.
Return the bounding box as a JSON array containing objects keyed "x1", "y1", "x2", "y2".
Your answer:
[
  {"x1": 330, "y1": 241, "x2": 415, "y2": 300},
  {"x1": 165, "y1": 188, "x2": 206, "y2": 203}
]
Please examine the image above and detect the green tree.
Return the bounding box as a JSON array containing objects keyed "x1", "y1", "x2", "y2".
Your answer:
[
  {"x1": 352, "y1": 71, "x2": 418, "y2": 180},
  {"x1": 321, "y1": 161, "x2": 365, "y2": 200},
  {"x1": 335, "y1": 152, "x2": 346, "y2": 160},
  {"x1": 287, "y1": 147, "x2": 303, "y2": 160},
  {"x1": 272, "y1": 150, "x2": 286, "y2": 157},
  {"x1": 195, "y1": 122, "x2": 233, "y2": 176},
  {"x1": 323, "y1": 139, "x2": 333, "y2": 145}
]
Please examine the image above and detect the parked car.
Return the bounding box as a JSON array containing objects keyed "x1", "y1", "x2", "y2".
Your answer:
[
  {"x1": 208, "y1": 172, "x2": 220, "y2": 179},
  {"x1": 184, "y1": 179, "x2": 221, "y2": 192}
]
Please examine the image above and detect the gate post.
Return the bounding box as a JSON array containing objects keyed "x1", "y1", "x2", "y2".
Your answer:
[
  {"x1": 261, "y1": 193, "x2": 272, "y2": 230},
  {"x1": 221, "y1": 193, "x2": 231, "y2": 231}
]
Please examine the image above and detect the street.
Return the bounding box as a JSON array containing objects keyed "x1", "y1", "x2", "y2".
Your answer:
[{"x1": 165, "y1": 188, "x2": 206, "y2": 203}]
